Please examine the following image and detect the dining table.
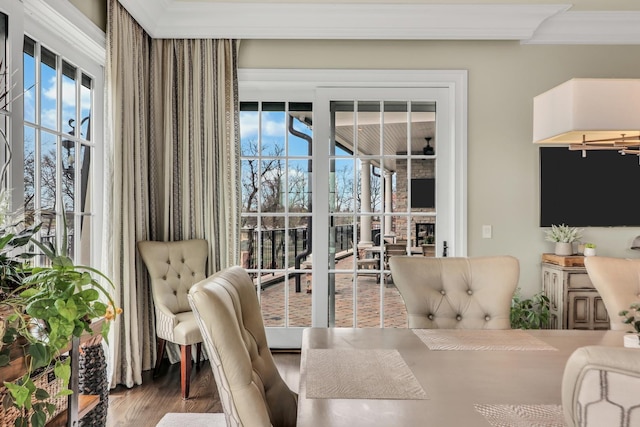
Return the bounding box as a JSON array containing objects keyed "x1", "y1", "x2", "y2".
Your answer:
[{"x1": 296, "y1": 327, "x2": 626, "y2": 426}]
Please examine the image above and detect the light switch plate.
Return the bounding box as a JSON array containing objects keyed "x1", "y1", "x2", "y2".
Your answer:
[{"x1": 482, "y1": 225, "x2": 492, "y2": 239}]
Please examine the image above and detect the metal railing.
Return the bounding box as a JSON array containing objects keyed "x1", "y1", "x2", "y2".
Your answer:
[{"x1": 241, "y1": 224, "x2": 354, "y2": 270}]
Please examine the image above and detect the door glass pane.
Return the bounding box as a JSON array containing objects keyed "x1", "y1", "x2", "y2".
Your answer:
[
  {"x1": 332, "y1": 158, "x2": 355, "y2": 214},
  {"x1": 261, "y1": 102, "x2": 285, "y2": 156},
  {"x1": 288, "y1": 159, "x2": 310, "y2": 214},
  {"x1": 328, "y1": 97, "x2": 438, "y2": 328}
]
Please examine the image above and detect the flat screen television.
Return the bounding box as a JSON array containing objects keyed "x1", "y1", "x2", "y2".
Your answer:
[
  {"x1": 540, "y1": 147, "x2": 640, "y2": 227},
  {"x1": 411, "y1": 178, "x2": 435, "y2": 209}
]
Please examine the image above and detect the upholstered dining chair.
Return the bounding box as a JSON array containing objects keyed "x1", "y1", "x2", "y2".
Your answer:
[
  {"x1": 584, "y1": 256, "x2": 640, "y2": 330},
  {"x1": 137, "y1": 239, "x2": 208, "y2": 400},
  {"x1": 188, "y1": 266, "x2": 298, "y2": 427},
  {"x1": 562, "y1": 345, "x2": 640, "y2": 427},
  {"x1": 389, "y1": 255, "x2": 519, "y2": 329}
]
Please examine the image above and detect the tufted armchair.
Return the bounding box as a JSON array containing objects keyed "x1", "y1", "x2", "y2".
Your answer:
[
  {"x1": 188, "y1": 266, "x2": 298, "y2": 427},
  {"x1": 562, "y1": 345, "x2": 640, "y2": 426},
  {"x1": 137, "y1": 239, "x2": 208, "y2": 399},
  {"x1": 388, "y1": 256, "x2": 519, "y2": 329},
  {"x1": 584, "y1": 256, "x2": 640, "y2": 330}
]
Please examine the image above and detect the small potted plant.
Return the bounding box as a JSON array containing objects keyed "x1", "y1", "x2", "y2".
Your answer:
[
  {"x1": 544, "y1": 224, "x2": 583, "y2": 256},
  {"x1": 510, "y1": 288, "x2": 551, "y2": 329},
  {"x1": 619, "y1": 302, "x2": 640, "y2": 348},
  {"x1": 583, "y1": 243, "x2": 597, "y2": 257}
]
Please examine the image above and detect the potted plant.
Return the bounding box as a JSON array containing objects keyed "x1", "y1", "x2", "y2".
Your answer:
[
  {"x1": 544, "y1": 224, "x2": 583, "y2": 256},
  {"x1": 510, "y1": 288, "x2": 551, "y2": 329},
  {"x1": 583, "y1": 243, "x2": 597, "y2": 257},
  {"x1": 619, "y1": 303, "x2": 640, "y2": 348}
]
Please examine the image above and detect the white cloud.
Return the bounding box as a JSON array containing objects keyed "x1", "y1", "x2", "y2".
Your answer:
[
  {"x1": 240, "y1": 111, "x2": 286, "y2": 140},
  {"x1": 42, "y1": 75, "x2": 92, "y2": 124},
  {"x1": 41, "y1": 108, "x2": 57, "y2": 130},
  {"x1": 262, "y1": 119, "x2": 285, "y2": 137}
]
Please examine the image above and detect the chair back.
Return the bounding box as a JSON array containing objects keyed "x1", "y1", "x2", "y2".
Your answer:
[
  {"x1": 584, "y1": 256, "x2": 640, "y2": 330},
  {"x1": 389, "y1": 256, "x2": 519, "y2": 329},
  {"x1": 562, "y1": 345, "x2": 640, "y2": 427},
  {"x1": 138, "y1": 239, "x2": 208, "y2": 316},
  {"x1": 188, "y1": 266, "x2": 298, "y2": 427}
]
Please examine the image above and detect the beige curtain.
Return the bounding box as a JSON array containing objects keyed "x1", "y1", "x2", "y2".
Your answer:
[{"x1": 105, "y1": 0, "x2": 240, "y2": 388}]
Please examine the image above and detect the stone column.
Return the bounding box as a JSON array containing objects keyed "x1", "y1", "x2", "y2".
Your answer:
[
  {"x1": 384, "y1": 170, "x2": 393, "y2": 235},
  {"x1": 359, "y1": 160, "x2": 373, "y2": 246}
]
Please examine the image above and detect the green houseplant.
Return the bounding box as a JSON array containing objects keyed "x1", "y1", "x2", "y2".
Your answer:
[
  {"x1": 510, "y1": 288, "x2": 550, "y2": 329},
  {"x1": 0, "y1": 59, "x2": 121, "y2": 427},
  {"x1": 0, "y1": 219, "x2": 120, "y2": 427},
  {"x1": 545, "y1": 224, "x2": 583, "y2": 256},
  {"x1": 619, "y1": 302, "x2": 640, "y2": 346}
]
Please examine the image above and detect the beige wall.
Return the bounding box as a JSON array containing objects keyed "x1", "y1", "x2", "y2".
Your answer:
[
  {"x1": 68, "y1": 0, "x2": 640, "y2": 295},
  {"x1": 69, "y1": 0, "x2": 106, "y2": 31},
  {"x1": 239, "y1": 40, "x2": 640, "y2": 296}
]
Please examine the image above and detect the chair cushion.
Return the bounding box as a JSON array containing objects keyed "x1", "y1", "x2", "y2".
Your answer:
[
  {"x1": 172, "y1": 312, "x2": 203, "y2": 346},
  {"x1": 389, "y1": 256, "x2": 519, "y2": 329}
]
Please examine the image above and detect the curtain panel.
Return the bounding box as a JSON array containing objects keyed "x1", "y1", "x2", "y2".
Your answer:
[{"x1": 105, "y1": 0, "x2": 240, "y2": 388}]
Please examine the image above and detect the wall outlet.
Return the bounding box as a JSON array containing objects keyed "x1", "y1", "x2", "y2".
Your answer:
[{"x1": 482, "y1": 225, "x2": 492, "y2": 239}]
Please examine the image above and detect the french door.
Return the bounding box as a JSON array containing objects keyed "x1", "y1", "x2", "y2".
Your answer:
[
  {"x1": 238, "y1": 70, "x2": 466, "y2": 348},
  {"x1": 312, "y1": 87, "x2": 454, "y2": 330}
]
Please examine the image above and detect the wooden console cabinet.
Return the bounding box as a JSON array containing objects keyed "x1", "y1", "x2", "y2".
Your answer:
[{"x1": 541, "y1": 258, "x2": 610, "y2": 330}]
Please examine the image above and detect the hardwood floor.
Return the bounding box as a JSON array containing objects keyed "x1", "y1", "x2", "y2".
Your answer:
[{"x1": 105, "y1": 352, "x2": 301, "y2": 426}]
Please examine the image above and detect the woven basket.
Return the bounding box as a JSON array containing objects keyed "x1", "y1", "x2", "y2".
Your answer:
[
  {"x1": 0, "y1": 360, "x2": 68, "y2": 427},
  {"x1": 78, "y1": 342, "x2": 108, "y2": 427}
]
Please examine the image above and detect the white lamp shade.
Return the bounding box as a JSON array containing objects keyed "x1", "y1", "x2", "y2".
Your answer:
[{"x1": 532, "y1": 78, "x2": 640, "y2": 144}]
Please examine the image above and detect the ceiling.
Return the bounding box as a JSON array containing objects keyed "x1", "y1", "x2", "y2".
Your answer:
[
  {"x1": 117, "y1": 1, "x2": 640, "y2": 43},
  {"x1": 334, "y1": 112, "x2": 435, "y2": 172}
]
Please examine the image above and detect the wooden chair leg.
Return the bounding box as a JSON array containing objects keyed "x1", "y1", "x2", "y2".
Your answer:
[
  {"x1": 154, "y1": 338, "x2": 166, "y2": 377},
  {"x1": 181, "y1": 344, "x2": 192, "y2": 399},
  {"x1": 196, "y1": 343, "x2": 202, "y2": 367}
]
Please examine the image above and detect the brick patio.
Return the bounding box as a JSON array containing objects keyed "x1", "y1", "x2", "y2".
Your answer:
[{"x1": 259, "y1": 254, "x2": 408, "y2": 328}]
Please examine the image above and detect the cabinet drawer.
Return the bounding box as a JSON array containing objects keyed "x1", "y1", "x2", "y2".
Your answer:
[{"x1": 567, "y1": 273, "x2": 594, "y2": 289}]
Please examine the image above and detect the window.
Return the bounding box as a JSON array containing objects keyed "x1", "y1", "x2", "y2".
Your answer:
[{"x1": 23, "y1": 36, "x2": 96, "y2": 266}]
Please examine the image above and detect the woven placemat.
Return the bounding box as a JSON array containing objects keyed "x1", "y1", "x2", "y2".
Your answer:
[
  {"x1": 156, "y1": 413, "x2": 226, "y2": 427},
  {"x1": 305, "y1": 349, "x2": 428, "y2": 400},
  {"x1": 474, "y1": 404, "x2": 565, "y2": 427},
  {"x1": 413, "y1": 329, "x2": 558, "y2": 351}
]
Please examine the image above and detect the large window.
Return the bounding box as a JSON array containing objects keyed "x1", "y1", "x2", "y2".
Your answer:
[
  {"x1": 22, "y1": 36, "x2": 95, "y2": 265},
  {"x1": 0, "y1": 1, "x2": 104, "y2": 268}
]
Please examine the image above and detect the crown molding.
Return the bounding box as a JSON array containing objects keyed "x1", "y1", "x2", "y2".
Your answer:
[
  {"x1": 23, "y1": 0, "x2": 106, "y2": 64},
  {"x1": 523, "y1": 11, "x2": 640, "y2": 45},
  {"x1": 117, "y1": 1, "x2": 570, "y2": 41},
  {"x1": 116, "y1": 1, "x2": 640, "y2": 45}
]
